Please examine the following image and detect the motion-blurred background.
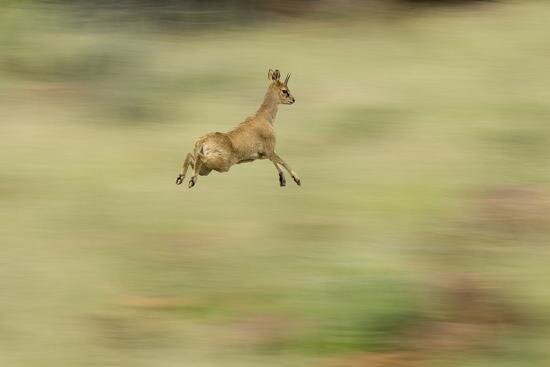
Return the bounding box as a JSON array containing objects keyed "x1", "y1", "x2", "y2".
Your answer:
[{"x1": 2, "y1": 1, "x2": 550, "y2": 366}]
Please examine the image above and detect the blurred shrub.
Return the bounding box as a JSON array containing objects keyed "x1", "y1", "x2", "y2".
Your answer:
[
  {"x1": 2, "y1": 46, "x2": 126, "y2": 82},
  {"x1": 292, "y1": 277, "x2": 425, "y2": 354},
  {"x1": 9, "y1": 0, "x2": 497, "y2": 28}
]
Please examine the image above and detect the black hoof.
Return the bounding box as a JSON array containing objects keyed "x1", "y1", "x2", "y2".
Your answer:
[
  {"x1": 293, "y1": 177, "x2": 301, "y2": 186},
  {"x1": 176, "y1": 175, "x2": 183, "y2": 185},
  {"x1": 188, "y1": 177, "x2": 196, "y2": 188},
  {"x1": 279, "y1": 172, "x2": 286, "y2": 187}
]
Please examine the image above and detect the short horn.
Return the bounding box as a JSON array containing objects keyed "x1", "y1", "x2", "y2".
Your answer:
[{"x1": 284, "y1": 73, "x2": 291, "y2": 85}]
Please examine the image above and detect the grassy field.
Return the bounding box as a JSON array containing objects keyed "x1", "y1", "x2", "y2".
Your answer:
[{"x1": 2, "y1": 2, "x2": 550, "y2": 366}]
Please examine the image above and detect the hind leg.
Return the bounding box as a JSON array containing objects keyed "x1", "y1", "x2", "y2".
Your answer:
[
  {"x1": 188, "y1": 155, "x2": 204, "y2": 188},
  {"x1": 176, "y1": 153, "x2": 195, "y2": 185}
]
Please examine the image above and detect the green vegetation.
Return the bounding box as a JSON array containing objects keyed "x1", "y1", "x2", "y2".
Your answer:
[{"x1": 2, "y1": 2, "x2": 550, "y2": 366}]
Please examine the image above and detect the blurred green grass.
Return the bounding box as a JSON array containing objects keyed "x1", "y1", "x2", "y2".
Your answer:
[{"x1": 2, "y1": 2, "x2": 550, "y2": 366}]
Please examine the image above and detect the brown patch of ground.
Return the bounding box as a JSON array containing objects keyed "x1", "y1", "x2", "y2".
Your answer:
[
  {"x1": 222, "y1": 314, "x2": 295, "y2": 348},
  {"x1": 472, "y1": 185, "x2": 550, "y2": 234}
]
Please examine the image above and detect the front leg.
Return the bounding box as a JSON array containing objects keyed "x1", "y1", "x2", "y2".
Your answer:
[
  {"x1": 272, "y1": 153, "x2": 301, "y2": 186},
  {"x1": 271, "y1": 161, "x2": 286, "y2": 187},
  {"x1": 176, "y1": 153, "x2": 195, "y2": 185}
]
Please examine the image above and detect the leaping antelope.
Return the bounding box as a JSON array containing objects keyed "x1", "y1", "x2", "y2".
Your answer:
[{"x1": 175, "y1": 69, "x2": 301, "y2": 188}]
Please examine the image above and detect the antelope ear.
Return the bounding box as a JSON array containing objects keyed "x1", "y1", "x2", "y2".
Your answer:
[{"x1": 268, "y1": 69, "x2": 280, "y2": 81}]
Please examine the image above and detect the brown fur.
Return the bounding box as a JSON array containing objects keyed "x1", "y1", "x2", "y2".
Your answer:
[{"x1": 176, "y1": 69, "x2": 300, "y2": 188}]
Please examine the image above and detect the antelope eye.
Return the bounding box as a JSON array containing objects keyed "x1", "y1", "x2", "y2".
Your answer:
[{"x1": 282, "y1": 90, "x2": 289, "y2": 95}]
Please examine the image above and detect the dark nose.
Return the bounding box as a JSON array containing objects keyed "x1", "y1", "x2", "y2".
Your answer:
[{"x1": 291, "y1": 97, "x2": 295, "y2": 103}]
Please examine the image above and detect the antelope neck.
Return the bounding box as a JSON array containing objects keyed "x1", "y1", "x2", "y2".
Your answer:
[{"x1": 256, "y1": 87, "x2": 278, "y2": 124}]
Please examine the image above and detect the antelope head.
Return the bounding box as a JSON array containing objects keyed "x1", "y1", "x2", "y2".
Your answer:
[{"x1": 268, "y1": 69, "x2": 295, "y2": 105}]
